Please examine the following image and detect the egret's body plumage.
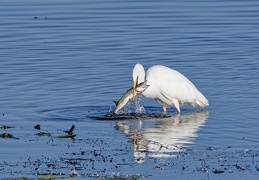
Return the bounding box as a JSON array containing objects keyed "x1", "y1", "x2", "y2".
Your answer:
[{"x1": 132, "y1": 64, "x2": 208, "y2": 113}]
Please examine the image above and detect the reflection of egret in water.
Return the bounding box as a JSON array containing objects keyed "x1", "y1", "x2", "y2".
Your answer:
[{"x1": 115, "y1": 111, "x2": 209, "y2": 163}]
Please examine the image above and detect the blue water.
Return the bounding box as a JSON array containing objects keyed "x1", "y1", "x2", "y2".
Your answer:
[{"x1": 1, "y1": 0, "x2": 259, "y2": 179}]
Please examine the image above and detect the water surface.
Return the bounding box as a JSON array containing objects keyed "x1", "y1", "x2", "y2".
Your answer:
[{"x1": 0, "y1": 0, "x2": 259, "y2": 179}]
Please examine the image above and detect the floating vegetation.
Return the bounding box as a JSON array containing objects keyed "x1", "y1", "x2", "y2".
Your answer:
[
  {"x1": 2, "y1": 178, "x2": 32, "y2": 180},
  {"x1": 34, "y1": 124, "x2": 41, "y2": 130},
  {"x1": 0, "y1": 132, "x2": 18, "y2": 139},
  {"x1": 35, "y1": 132, "x2": 52, "y2": 137},
  {"x1": 63, "y1": 124, "x2": 75, "y2": 135},
  {"x1": 33, "y1": 16, "x2": 48, "y2": 20},
  {"x1": 1, "y1": 133, "x2": 13, "y2": 138},
  {"x1": 0, "y1": 125, "x2": 14, "y2": 130},
  {"x1": 38, "y1": 178, "x2": 57, "y2": 180},
  {"x1": 57, "y1": 124, "x2": 76, "y2": 139},
  {"x1": 90, "y1": 173, "x2": 149, "y2": 179},
  {"x1": 56, "y1": 134, "x2": 76, "y2": 139},
  {"x1": 34, "y1": 124, "x2": 76, "y2": 139},
  {"x1": 213, "y1": 169, "x2": 225, "y2": 174}
]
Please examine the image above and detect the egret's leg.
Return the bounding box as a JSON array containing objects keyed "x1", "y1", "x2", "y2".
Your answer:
[
  {"x1": 172, "y1": 99, "x2": 181, "y2": 113},
  {"x1": 133, "y1": 130, "x2": 138, "y2": 150},
  {"x1": 163, "y1": 107, "x2": 167, "y2": 114}
]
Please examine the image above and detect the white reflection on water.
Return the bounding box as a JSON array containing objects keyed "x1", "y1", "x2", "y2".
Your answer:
[{"x1": 115, "y1": 111, "x2": 208, "y2": 162}]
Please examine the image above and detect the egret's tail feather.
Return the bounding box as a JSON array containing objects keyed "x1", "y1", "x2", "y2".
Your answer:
[{"x1": 195, "y1": 100, "x2": 209, "y2": 108}]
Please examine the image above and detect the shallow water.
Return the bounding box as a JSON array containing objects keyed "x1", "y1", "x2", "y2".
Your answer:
[{"x1": 1, "y1": 0, "x2": 259, "y2": 179}]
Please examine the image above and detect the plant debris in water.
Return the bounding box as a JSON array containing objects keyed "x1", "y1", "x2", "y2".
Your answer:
[
  {"x1": 213, "y1": 169, "x2": 225, "y2": 174},
  {"x1": 35, "y1": 132, "x2": 52, "y2": 137},
  {"x1": 34, "y1": 124, "x2": 76, "y2": 138},
  {"x1": 57, "y1": 124, "x2": 76, "y2": 138},
  {"x1": 56, "y1": 134, "x2": 76, "y2": 138},
  {"x1": 2, "y1": 178, "x2": 31, "y2": 180},
  {"x1": 63, "y1": 124, "x2": 75, "y2": 135},
  {"x1": 34, "y1": 124, "x2": 41, "y2": 130},
  {"x1": 0, "y1": 132, "x2": 18, "y2": 139},
  {"x1": 0, "y1": 125, "x2": 14, "y2": 129}
]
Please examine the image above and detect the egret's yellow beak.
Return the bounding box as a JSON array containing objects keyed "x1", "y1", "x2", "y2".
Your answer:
[{"x1": 133, "y1": 76, "x2": 138, "y2": 97}]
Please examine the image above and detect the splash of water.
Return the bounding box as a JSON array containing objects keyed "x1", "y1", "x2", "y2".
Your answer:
[
  {"x1": 134, "y1": 95, "x2": 146, "y2": 114},
  {"x1": 125, "y1": 95, "x2": 146, "y2": 114}
]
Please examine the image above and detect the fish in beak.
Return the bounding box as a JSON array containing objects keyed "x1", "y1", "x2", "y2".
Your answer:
[
  {"x1": 133, "y1": 76, "x2": 138, "y2": 98},
  {"x1": 107, "y1": 80, "x2": 149, "y2": 116}
]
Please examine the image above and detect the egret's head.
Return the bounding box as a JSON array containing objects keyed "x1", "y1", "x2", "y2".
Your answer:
[{"x1": 132, "y1": 63, "x2": 145, "y2": 97}]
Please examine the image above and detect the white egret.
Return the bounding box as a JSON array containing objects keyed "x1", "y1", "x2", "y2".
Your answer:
[{"x1": 132, "y1": 63, "x2": 209, "y2": 113}]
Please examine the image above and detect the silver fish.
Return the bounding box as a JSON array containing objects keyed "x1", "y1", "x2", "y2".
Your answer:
[{"x1": 107, "y1": 81, "x2": 149, "y2": 116}]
